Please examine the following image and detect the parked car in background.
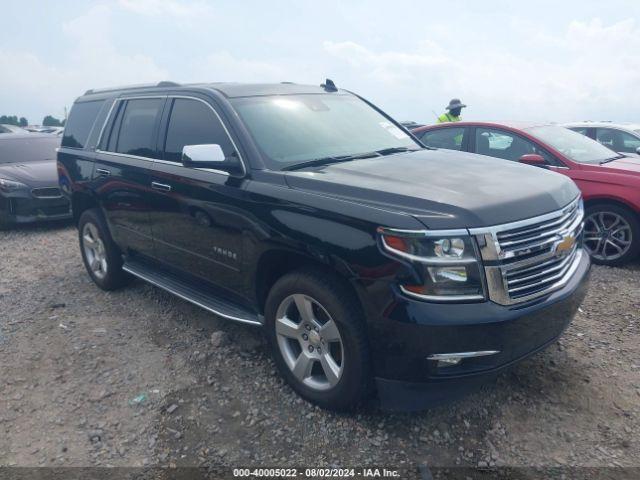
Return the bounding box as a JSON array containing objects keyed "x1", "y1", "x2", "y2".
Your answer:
[
  {"x1": 25, "y1": 126, "x2": 64, "y2": 135},
  {"x1": 0, "y1": 124, "x2": 27, "y2": 134},
  {"x1": 564, "y1": 122, "x2": 640, "y2": 157},
  {"x1": 399, "y1": 120, "x2": 425, "y2": 130},
  {"x1": 59, "y1": 81, "x2": 589, "y2": 411},
  {"x1": 0, "y1": 133, "x2": 71, "y2": 228},
  {"x1": 413, "y1": 122, "x2": 640, "y2": 266}
]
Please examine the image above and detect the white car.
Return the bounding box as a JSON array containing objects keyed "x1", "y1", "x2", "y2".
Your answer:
[{"x1": 564, "y1": 122, "x2": 640, "y2": 157}]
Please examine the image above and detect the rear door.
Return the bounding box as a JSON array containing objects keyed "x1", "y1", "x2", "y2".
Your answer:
[
  {"x1": 94, "y1": 97, "x2": 166, "y2": 259},
  {"x1": 146, "y1": 96, "x2": 247, "y2": 292}
]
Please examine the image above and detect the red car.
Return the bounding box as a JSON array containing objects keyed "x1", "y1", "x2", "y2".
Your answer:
[{"x1": 412, "y1": 122, "x2": 640, "y2": 266}]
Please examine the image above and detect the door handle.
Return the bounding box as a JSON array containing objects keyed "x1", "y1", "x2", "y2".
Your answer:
[
  {"x1": 151, "y1": 182, "x2": 172, "y2": 192},
  {"x1": 96, "y1": 168, "x2": 111, "y2": 177}
]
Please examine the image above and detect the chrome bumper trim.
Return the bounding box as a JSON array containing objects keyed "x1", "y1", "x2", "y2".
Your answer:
[{"x1": 427, "y1": 351, "x2": 500, "y2": 360}]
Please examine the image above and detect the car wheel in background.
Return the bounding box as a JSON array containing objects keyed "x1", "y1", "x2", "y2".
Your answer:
[
  {"x1": 583, "y1": 204, "x2": 640, "y2": 266},
  {"x1": 78, "y1": 208, "x2": 130, "y2": 290},
  {"x1": 265, "y1": 268, "x2": 372, "y2": 411}
]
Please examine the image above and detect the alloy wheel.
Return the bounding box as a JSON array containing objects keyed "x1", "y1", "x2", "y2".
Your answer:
[
  {"x1": 583, "y1": 211, "x2": 633, "y2": 262},
  {"x1": 82, "y1": 222, "x2": 108, "y2": 280},
  {"x1": 275, "y1": 294, "x2": 344, "y2": 391}
]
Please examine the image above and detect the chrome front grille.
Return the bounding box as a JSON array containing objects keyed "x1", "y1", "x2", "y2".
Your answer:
[
  {"x1": 505, "y1": 248, "x2": 579, "y2": 300},
  {"x1": 471, "y1": 197, "x2": 585, "y2": 305},
  {"x1": 31, "y1": 187, "x2": 63, "y2": 198},
  {"x1": 496, "y1": 199, "x2": 581, "y2": 261}
]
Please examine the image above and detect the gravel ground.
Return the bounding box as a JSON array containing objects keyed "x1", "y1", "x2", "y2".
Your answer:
[{"x1": 1, "y1": 223, "x2": 639, "y2": 478}]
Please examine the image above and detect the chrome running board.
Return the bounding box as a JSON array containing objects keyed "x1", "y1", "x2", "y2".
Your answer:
[{"x1": 123, "y1": 259, "x2": 263, "y2": 327}]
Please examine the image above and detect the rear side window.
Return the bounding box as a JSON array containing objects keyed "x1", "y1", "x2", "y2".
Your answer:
[
  {"x1": 113, "y1": 98, "x2": 164, "y2": 158},
  {"x1": 62, "y1": 100, "x2": 104, "y2": 149},
  {"x1": 420, "y1": 128, "x2": 465, "y2": 150},
  {"x1": 163, "y1": 98, "x2": 235, "y2": 162},
  {"x1": 596, "y1": 128, "x2": 640, "y2": 154}
]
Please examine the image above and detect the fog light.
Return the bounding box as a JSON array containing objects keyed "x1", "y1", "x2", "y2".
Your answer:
[
  {"x1": 428, "y1": 350, "x2": 500, "y2": 368},
  {"x1": 437, "y1": 357, "x2": 462, "y2": 367}
]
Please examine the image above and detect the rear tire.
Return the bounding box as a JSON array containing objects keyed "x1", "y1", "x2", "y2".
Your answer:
[
  {"x1": 583, "y1": 204, "x2": 639, "y2": 266},
  {"x1": 265, "y1": 268, "x2": 372, "y2": 411},
  {"x1": 78, "y1": 208, "x2": 130, "y2": 290}
]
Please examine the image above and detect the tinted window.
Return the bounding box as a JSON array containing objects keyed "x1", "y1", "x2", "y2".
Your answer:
[
  {"x1": 62, "y1": 100, "x2": 104, "y2": 149},
  {"x1": 114, "y1": 98, "x2": 164, "y2": 158},
  {"x1": 0, "y1": 136, "x2": 60, "y2": 164},
  {"x1": 420, "y1": 128, "x2": 465, "y2": 150},
  {"x1": 163, "y1": 99, "x2": 235, "y2": 162},
  {"x1": 596, "y1": 128, "x2": 640, "y2": 154},
  {"x1": 475, "y1": 128, "x2": 548, "y2": 162}
]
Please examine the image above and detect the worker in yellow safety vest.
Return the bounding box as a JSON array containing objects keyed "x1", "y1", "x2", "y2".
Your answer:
[{"x1": 437, "y1": 98, "x2": 467, "y2": 123}]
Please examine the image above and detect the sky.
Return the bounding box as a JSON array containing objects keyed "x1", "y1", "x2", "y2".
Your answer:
[{"x1": 1, "y1": 0, "x2": 640, "y2": 125}]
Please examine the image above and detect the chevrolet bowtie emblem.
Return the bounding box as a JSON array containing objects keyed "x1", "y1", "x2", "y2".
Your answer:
[{"x1": 555, "y1": 234, "x2": 576, "y2": 256}]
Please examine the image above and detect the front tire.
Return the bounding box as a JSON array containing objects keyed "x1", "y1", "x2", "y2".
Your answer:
[
  {"x1": 583, "y1": 204, "x2": 639, "y2": 266},
  {"x1": 78, "y1": 209, "x2": 130, "y2": 290},
  {"x1": 265, "y1": 268, "x2": 372, "y2": 411}
]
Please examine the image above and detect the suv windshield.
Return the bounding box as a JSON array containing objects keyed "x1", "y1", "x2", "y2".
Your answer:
[
  {"x1": 231, "y1": 93, "x2": 420, "y2": 170},
  {"x1": 527, "y1": 125, "x2": 620, "y2": 164}
]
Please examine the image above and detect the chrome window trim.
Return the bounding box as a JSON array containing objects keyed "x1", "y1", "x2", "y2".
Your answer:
[
  {"x1": 166, "y1": 95, "x2": 247, "y2": 176},
  {"x1": 95, "y1": 98, "x2": 118, "y2": 150},
  {"x1": 95, "y1": 94, "x2": 247, "y2": 177},
  {"x1": 93, "y1": 150, "x2": 231, "y2": 177}
]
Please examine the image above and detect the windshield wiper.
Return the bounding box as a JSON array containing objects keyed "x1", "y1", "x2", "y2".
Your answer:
[
  {"x1": 282, "y1": 155, "x2": 361, "y2": 171},
  {"x1": 600, "y1": 154, "x2": 625, "y2": 164},
  {"x1": 282, "y1": 147, "x2": 420, "y2": 171},
  {"x1": 373, "y1": 146, "x2": 418, "y2": 156}
]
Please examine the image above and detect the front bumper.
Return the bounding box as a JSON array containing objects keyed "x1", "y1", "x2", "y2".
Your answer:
[
  {"x1": 370, "y1": 249, "x2": 590, "y2": 411},
  {"x1": 0, "y1": 194, "x2": 71, "y2": 225}
]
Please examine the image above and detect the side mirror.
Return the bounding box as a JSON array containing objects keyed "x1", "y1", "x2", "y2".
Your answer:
[
  {"x1": 519, "y1": 153, "x2": 547, "y2": 167},
  {"x1": 182, "y1": 144, "x2": 226, "y2": 166},
  {"x1": 636, "y1": 146, "x2": 640, "y2": 155},
  {"x1": 181, "y1": 144, "x2": 242, "y2": 174}
]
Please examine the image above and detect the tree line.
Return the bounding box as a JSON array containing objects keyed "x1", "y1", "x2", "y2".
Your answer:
[{"x1": 0, "y1": 115, "x2": 65, "y2": 127}]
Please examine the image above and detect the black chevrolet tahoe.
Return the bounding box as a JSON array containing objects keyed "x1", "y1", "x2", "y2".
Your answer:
[{"x1": 58, "y1": 81, "x2": 590, "y2": 411}]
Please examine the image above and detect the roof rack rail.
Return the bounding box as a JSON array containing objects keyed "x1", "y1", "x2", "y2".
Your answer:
[
  {"x1": 84, "y1": 81, "x2": 181, "y2": 95},
  {"x1": 156, "y1": 81, "x2": 181, "y2": 88}
]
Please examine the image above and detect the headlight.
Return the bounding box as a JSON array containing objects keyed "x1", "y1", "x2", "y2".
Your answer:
[
  {"x1": 378, "y1": 227, "x2": 486, "y2": 302},
  {"x1": 0, "y1": 178, "x2": 28, "y2": 193}
]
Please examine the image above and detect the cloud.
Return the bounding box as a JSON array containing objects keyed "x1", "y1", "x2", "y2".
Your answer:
[
  {"x1": 117, "y1": 0, "x2": 214, "y2": 19},
  {"x1": 188, "y1": 52, "x2": 285, "y2": 83},
  {"x1": 0, "y1": 5, "x2": 167, "y2": 122},
  {"x1": 323, "y1": 19, "x2": 640, "y2": 123}
]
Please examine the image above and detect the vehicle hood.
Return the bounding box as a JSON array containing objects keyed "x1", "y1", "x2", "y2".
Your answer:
[
  {"x1": 284, "y1": 149, "x2": 580, "y2": 229},
  {"x1": 600, "y1": 156, "x2": 640, "y2": 174},
  {"x1": 0, "y1": 160, "x2": 60, "y2": 188}
]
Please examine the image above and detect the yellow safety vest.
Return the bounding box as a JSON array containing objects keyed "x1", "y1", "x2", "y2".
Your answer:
[{"x1": 437, "y1": 112, "x2": 461, "y2": 123}]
